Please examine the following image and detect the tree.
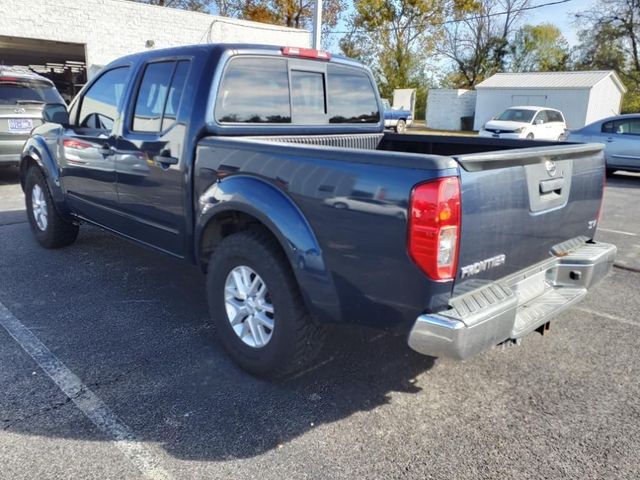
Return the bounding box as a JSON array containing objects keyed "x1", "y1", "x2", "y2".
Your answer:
[
  {"x1": 509, "y1": 23, "x2": 569, "y2": 72},
  {"x1": 340, "y1": 0, "x2": 476, "y2": 109},
  {"x1": 573, "y1": 0, "x2": 640, "y2": 113},
  {"x1": 439, "y1": 0, "x2": 530, "y2": 88}
]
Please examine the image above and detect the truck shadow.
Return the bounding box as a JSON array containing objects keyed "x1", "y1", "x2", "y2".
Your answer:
[
  {"x1": 608, "y1": 171, "x2": 640, "y2": 189},
  {"x1": 0, "y1": 166, "x2": 20, "y2": 185},
  {"x1": 0, "y1": 222, "x2": 436, "y2": 462}
]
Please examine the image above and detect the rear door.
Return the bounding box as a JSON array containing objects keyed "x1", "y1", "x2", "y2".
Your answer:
[
  {"x1": 453, "y1": 144, "x2": 604, "y2": 294},
  {"x1": 600, "y1": 117, "x2": 640, "y2": 169},
  {"x1": 115, "y1": 58, "x2": 191, "y2": 256}
]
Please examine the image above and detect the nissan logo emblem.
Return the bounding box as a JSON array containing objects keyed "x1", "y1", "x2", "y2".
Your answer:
[
  {"x1": 14, "y1": 107, "x2": 26, "y2": 114},
  {"x1": 545, "y1": 160, "x2": 557, "y2": 176}
]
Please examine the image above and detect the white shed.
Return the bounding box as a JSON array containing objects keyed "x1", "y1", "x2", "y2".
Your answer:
[
  {"x1": 426, "y1": 89, "x2": 477, "y2": 131},
  {"x1": 473, "y1": 70, "x2": 626, "y2": 131}
]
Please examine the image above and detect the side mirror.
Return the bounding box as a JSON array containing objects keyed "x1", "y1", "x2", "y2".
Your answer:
[{"x1": 43, "y1": 103, "x2": 70, "y2": 126}]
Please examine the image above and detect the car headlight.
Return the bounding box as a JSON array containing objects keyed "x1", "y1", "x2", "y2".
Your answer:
[{"x1": 514, "y1": 127, "x2": 525, "y2": 133}]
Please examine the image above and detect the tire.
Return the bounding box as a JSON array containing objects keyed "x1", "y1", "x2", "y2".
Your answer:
[
  {"x1": 395, "y1": 119, "x2": 407, "y2": 134},
  {"x1": 25, "y1": 167, "x2": 79, "y2": 249},
  {"x1": 206, "y1": 229, "x2": 326, "y2": 378},
  {"x1": 333, "y1": 202, "x2": 348, "y2": 209},
  {"x1": 526, "y1": 133, "x2": 534, "y2": 140},
  {"x1": 557, "y1": 134, "x2": 566, "y2": 141}
]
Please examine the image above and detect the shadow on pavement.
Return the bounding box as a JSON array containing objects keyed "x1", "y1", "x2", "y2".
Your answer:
[
  {"x1": 0, "y1": 220, "x2": 435, "y2": 461},
  {"x1": 608, "y1": 170, "x2": 640, "y2": 189},
  {"x1": 0, "y1": 166, "x2": 20, "y2": 185}
]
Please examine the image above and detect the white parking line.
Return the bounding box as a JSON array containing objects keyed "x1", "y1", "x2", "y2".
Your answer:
[
  {"x1": 599, "y1": 227, "x2": 638, "y2": 237},
  {"x1": 0, "y1": 301, "x2": 172, "y2": 480},
  {"x1": 574, "y1": 306, "x2": 640, "y2": 328}
]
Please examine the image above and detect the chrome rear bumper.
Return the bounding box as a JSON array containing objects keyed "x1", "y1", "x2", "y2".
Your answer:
[{"x1": 408, "y1": 241, "x2": 616, "y2": 359}]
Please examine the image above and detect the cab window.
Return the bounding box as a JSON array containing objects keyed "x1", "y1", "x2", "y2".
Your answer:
[
  {"x1": 77, "y1": 66, "x2": 130, "y2": 131},
  {"x1": 533, "y1": 110, "x2": 548, "y2": 124},
  {"x1": 327, "y1": 65, "x2": 379, "y2": 124},
  {"x1": 216, "y1": 58, "x2": 291, "y2": 123}
]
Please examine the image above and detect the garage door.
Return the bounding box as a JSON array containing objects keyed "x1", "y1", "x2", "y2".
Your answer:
[
  {"x1": 0, "y1": 35, "x2": 86, "y2": 102},
  {"x1": 512, "y1": 95, "x2": 547, "y2": 106}
]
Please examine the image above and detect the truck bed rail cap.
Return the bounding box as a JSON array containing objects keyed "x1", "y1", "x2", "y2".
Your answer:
[{"x1": 455, "y1": 143, "x2": 604, "y2": 172}]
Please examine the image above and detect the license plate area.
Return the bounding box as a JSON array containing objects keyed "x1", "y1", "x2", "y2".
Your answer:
[{"x1": 8, "y1": 118, "x2": 33, "y2": 132}]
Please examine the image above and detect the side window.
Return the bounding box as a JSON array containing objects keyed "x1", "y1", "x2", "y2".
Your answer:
[
  {"x1": 629, "y1": 119, "x2": 640, "y2": 135},
  {"x1": 613, "y1": 120, "x2": 630, "y2": 134},
  {"x1": 215, "y1": 58, "x2": 290, "y2": 123},
  {"x1": 132, "y1": 62, "x2": 174, "y2": 132},
  {"x1": 602, "y1": 121, "x2": 613, "y2": 133},
  {"x1": 534, "y1": 111, "x2": 547, "y2": 124},
  {"x1": 547, "y1": 110, "x2": 562, "y2": 123},
  {"x1": 327, "y1": 65, "x2": 379, "y2": 124},
  {"x1": 78, "y1": 67, "x2": 130, "y2": 131},
  {"x1": 161, "y1": 61, "x2": 190, "y2": 131},
  {"x1": 291, "y1": 70, "x2": 326, "y2": 116}
]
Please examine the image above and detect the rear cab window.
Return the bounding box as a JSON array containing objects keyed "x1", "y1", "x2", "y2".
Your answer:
[
  {"x1": 214, "y1": 56, "x2": 380, "y2": 126},
  {"x1": 132, "y1": 59, "x2": 191, "y2": 133}
]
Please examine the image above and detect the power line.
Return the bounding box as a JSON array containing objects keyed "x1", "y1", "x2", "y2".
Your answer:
[{"x1": 326, "y1": 0, "x2": 573, "y2": 35}]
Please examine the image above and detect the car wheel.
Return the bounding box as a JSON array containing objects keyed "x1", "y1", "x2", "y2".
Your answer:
[
  {"x1": 557, "y1": 134, "x2": 566, "y2": 141},
  {"x1": 526, "y1": 133, "x2": 534, "y2": 140},
  {"x1": 25, "y1": 167, "x2": 79, "y2": 249},
  {"x1": 395, "y1": 119, "x2": 407, "y2": 134},
  {"x1": 206, "y1": 229, "x2": 326, "y2": 378},
  {"x1": 333, "y1": 202, "x2": 348, "y2": 209}
]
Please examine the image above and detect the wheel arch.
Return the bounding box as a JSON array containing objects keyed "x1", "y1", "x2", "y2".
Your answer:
[{"x1": 196, "y1": 175, "x2": 340, "y2": 323}]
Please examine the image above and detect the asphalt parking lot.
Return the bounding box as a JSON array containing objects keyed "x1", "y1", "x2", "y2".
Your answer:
[{"x1": 1, "y1": 166, "x2": 639, "y2": 480}]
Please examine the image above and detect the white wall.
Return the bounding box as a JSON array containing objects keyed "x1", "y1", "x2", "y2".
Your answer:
[
  {"x1": 586, "y1": 77, "x2": 623, "y2": 126},
  {"x1": 426, "y1": 89, "x2": 477, "y2": 131},
  {"x1": 474, "y1": 88, "x2": 590, "y2": 130},
  {"x1": 0, "y1": 0, "x2": 310, "y2": 73}
]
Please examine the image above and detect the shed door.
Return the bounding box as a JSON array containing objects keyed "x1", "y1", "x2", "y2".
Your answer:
[{"x1": 512, "y1": 95, "x2": 547, "y2": 106}]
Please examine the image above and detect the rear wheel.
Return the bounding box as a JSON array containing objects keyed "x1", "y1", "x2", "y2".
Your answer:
[
  {"x1": 25, "y1": 167, "x2": 79, "y2": 249},
  {"x1": 206, "y1": 229, "x2": 326, "y2": 377},
  {"x1": 395, "y1": 119, "x2": 407, "y2": 134},
  {"x1": 526, "y1": 133, "x2": 534, "y2": 140}
]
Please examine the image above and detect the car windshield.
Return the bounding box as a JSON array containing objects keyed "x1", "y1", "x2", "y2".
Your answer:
[
  {"x1": 0, "y1": 81, "x2": 63, "y2": 105},
  {"x1": 495, "y1": 109, "x2": 536, "y2": 123}
]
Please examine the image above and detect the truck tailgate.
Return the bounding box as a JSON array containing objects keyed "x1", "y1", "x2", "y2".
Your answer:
[{"x1": 452, "y1": 143, "x2": 605, "y2": 293}]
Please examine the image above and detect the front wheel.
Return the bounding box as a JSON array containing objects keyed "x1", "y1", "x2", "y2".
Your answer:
[
  {"x1": 526, "y1": 133, "x2": 534, "y2": 140},
  {"x1": 25, "y1": 167, "x2": 79, "y2": 249},
  {"x1": 206, "y1": 229, "x2": 326, "y2": 377},
  {"x1": 395, "y1": 119, "x2": 407, "y2": 134}
]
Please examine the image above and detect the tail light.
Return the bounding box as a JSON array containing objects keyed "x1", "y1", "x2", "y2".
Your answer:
[
  {"x1": 63, "y1": 139, "x2": 92, "y2": 150},
  {"x1": 408, "y1": 176, "x2": 461, "y2": 281},
  {"x1": 281, "y1": 46, "x2": 331, "y2": 60}
]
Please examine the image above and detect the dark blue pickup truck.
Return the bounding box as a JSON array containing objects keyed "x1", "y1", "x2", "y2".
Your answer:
[{"x1": 19, "y1": 44, "x2": 616, "y2": 377}]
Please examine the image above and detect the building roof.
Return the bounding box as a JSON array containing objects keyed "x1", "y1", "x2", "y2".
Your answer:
[{"x1": 476, "y1": 70, "x2": 627, "y2": 93}]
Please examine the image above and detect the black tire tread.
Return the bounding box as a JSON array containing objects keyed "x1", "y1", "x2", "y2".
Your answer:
[
  {"x1": 206, "y1": 228, "x2": 326, "y2": 378},
  {"x1": 25, "y1": 166, "x2": 79, "y2": 249}
]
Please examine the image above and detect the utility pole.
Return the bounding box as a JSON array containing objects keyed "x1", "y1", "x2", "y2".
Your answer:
[{"x1": 312, "y1": 0, "x2": 322, "y2": 49}]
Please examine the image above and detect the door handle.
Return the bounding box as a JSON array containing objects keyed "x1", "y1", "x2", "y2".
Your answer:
[
  {"x1": 98, "y1": 143, "x2": 114, "y2": 156},
  {"x1": 539, "y1": 177, "x2": 565, "y2": 194},
  {"x1": 606, "y1": 137, "x2": 614, "y2": 143},
  {"x1": 153, "y1": 149, "x2": 178, "y2": 167}
]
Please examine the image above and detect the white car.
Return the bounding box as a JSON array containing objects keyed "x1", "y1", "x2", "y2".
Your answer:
[{"x1": 479, "y1": 106, "x2": 567, "y2": 141}]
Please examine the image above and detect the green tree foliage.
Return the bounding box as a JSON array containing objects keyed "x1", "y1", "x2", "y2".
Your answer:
[
  {"x1": 340, "y1": 0, "x2": 477, "y2": 117},
  {"x1": 573, "y1": 0, "x2": 640, "y2": 113},
  {"x1": 509, "y1": 23, "x2": 569, "y2": 72}
]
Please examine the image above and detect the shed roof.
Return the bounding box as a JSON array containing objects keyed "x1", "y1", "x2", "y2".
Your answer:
[{"x1": 476, "y1": 70, "x2": 626, "y2": 93}]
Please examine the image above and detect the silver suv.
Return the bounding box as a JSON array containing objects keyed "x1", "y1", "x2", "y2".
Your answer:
[{"x1": 1, "y1": 68, "x2": 66, "y2": 166}]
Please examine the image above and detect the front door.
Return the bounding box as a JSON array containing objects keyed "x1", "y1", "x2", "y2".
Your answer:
[
  {"x1": 61, "y1": 66, "x2": 131, "y2": 225},
  {"x1": 115, "y1": 59, "x2": 191, "y2": 257}
]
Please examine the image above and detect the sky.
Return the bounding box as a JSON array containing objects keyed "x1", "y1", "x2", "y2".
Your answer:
[{"x1": 526, "y1": 0, "x2": 598, "y2": 46}]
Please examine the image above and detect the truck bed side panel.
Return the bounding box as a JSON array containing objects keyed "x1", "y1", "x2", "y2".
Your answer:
[{"x1": 195, "y1": 137, "x2": 457, "y2": 329}]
